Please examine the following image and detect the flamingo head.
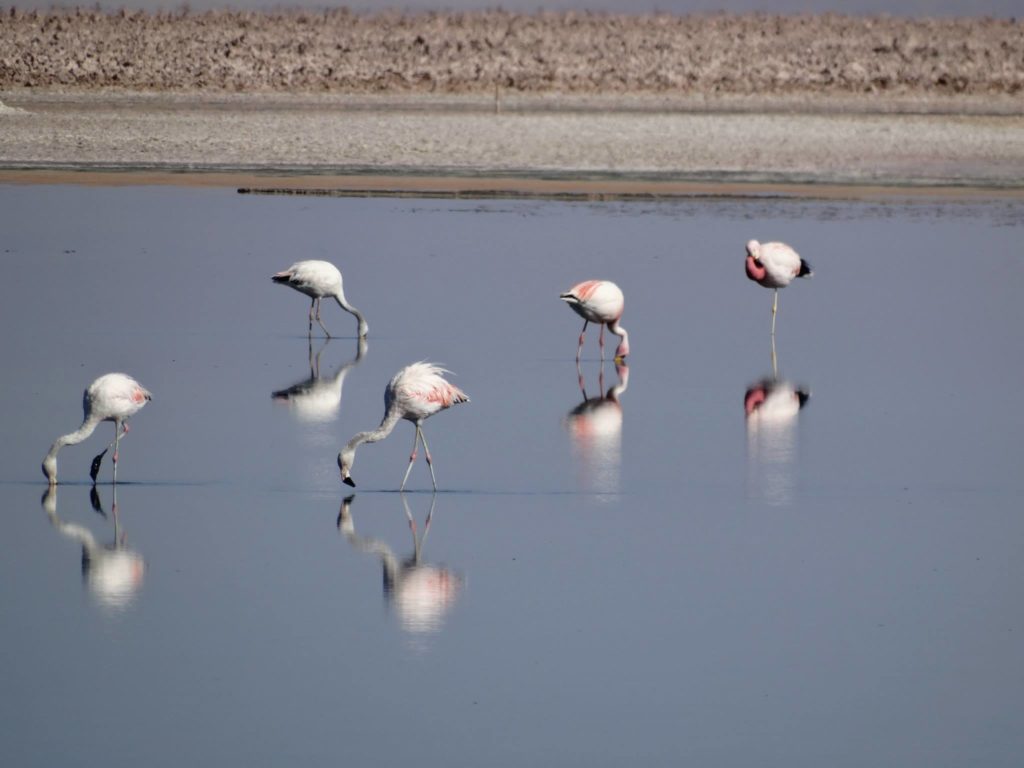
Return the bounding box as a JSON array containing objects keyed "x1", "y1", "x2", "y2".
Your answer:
[
  {"x1": 746, "y1": 240, "x2": 762, "y2": 261},
  {"x1": 42, "y1": 454, "x2": 57, "y2": 486},
  {"x1": 745, "y1": 240, "x2": 767, "y2": 282},
  {"x1": 338, "y1": 450, "x2": 356, "y2": 487}
]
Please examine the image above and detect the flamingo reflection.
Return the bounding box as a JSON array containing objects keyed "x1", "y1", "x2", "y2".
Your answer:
[
  {"x1": 337, "y1": 493, "x2": 462, "y2": 636},
  {"x1": 745, "y1": 338, "x2": 810, "y2": 506},
  {"x1": 41, "y1": 485, "x2": 145, "y2": 611},
  {"x1": 272, "y1": 336, "x2": 367, "y2": 423},
  {"x1": 564, "y1": 362, "x2": 629, "y2": 496}
]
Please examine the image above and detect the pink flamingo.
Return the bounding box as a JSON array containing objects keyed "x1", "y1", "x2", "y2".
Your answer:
[
  {"x1": 744, "y1": 240, "x2": 813, "y2": 335},
  {"x1": 338, "y1": 362, "x2": 469, "y2": 491},
  {"x1": 272, "y1": 260, "x2": 368, "y2": 339},
  {"x1": 560, "y1": 280, "x2": 630, "y2": 362},
  {"x1": 42, "y1": 373, "x2": 153, "y2": 486}
]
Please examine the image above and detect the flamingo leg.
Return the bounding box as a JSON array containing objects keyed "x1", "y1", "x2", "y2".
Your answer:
[
  {"x1": 770, "y1": 333, "x2": 778, "y2": 379},
  {"x1": 308, "y1": 298, "x2": 316, "y2": 336},
  {"x1": 400, "y1": 426, "x2": 420, "y2": 491},
  {"x1": 599, "y1": 324, "x2": 606, "y2": 361},
  {"x1": 112, "y1": 419, "x2": 122, "y2": 485},
  {"x1": 771, "y1": 289, "x2": 779, "y2": 336},
  {"x1": 315, "y1": 298, "x2": 332, "y2": 338},
  {"x1": 90, "y1": 422, "x2": 130, "y2": 484},
  {"x1": 418, "y1": 426, "x2": 438, "y2": 491},
  {"x1": 577, "y1": 320, "x2": 588, "y2": 363}
]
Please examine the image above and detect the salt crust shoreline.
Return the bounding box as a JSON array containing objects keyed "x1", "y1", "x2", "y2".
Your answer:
[{"x1": 2, "y1": 10, "x2": 1022, "y2": 191}]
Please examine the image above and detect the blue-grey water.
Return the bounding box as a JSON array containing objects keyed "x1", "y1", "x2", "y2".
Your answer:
[{"x1": 1, "y1": 185, "x2": 1023, "y2": 767}]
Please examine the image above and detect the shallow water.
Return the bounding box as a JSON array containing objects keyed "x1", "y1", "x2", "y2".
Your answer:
[{"x1": 1, "y1": 185, "x2": 1023, "y2": 767}]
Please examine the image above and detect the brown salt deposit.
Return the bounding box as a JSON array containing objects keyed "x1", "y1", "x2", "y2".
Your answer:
[{"x1": 0, "y1": 9, "x2": 1022, "y2": 102}]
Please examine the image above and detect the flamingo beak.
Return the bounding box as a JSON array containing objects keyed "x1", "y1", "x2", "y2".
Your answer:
[
  {"x1": 343, "y1": 476, "x2": 356, "y2": 487},
  {"x1": 89, "y1": 449, "x2": 108, "y2": 484}
]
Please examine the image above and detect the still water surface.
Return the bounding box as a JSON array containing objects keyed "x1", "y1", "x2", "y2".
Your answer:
[{"x1": 1, "y1": 185, "x2": 1022, "y2": 766}]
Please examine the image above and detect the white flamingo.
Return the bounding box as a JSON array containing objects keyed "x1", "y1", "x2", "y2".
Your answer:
[
  {"x1": 272, "y1": 259, "x2": 368, "y2": 339},
  {"x1": 744, "y1": 240, "x2": 813, "y2": 335},
  {"x1": 338, "y1": 362, "x2": 469, "y2": 491},
  {"x1": 42, "y1": 373, "x2": 152, "y2": 486},
  {"x1": 560, "y1": 280, "x2": 630, "y2": 362}
]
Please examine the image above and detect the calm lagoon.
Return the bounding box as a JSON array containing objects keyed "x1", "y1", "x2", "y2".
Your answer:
[{"x1": 1, "y1": 184, "x2": 1022, "y2": 767}]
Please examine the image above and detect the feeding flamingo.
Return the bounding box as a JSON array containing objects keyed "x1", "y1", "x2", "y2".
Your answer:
[
  {"x1": 744, "y1": 240, "x2": 813, "y2": 335},
  {"x1": 560, "y1": 280, "x2": 630, "y2": 362},
  {"x1": 42, "y1": 373, "x2": 152, "y2": 486},
  {"x1": 272, "y1": 260, "x2": 368, "y2": 339},
  {"x1": 338, "y1": 362, "x2": 469, "y2": 491}
]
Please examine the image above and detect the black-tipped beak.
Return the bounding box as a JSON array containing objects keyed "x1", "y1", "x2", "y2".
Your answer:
[
  {"x1": 89, "y1": 449, "x2": 108, "y2": 484},
  {"x1": 343, "y1": 476, "x2": 356, "y2": 487}
]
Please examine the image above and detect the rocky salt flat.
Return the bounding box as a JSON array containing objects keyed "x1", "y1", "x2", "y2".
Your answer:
[{"x1": 1, "y1": 10, "x2": 1023, "y2": 188}]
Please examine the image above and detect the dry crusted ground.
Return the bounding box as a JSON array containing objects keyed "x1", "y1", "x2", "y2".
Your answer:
[{"x1": 1, "y1": 8, "x2": 1022, "y2": 98}]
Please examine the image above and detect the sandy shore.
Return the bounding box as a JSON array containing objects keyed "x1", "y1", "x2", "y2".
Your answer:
[{"x1": 1, "y1": 10, "x2": 1023, "y2": 193}]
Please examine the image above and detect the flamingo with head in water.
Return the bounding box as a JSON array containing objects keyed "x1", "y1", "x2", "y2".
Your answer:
[
  {"x1": 560, "y1": 280, "x2": 630, "y2": 362},
  {"x1": 744, "y1": 240, "x2": 813, "y2": 335},
  {"x1": 338, "y1": 362, "x2": 469, "y2": 491},
  {"x1": 272, "y1": 259, "x2": 368, "y2": 339},
  {"x1": 42, "y1": 373, "x2": 152, "y2": 486}
]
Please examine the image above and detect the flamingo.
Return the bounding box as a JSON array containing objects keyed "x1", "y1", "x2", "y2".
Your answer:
[
  {"x1": 42, "y1": 373, "x2": 152, "y2": 487},
  {"x1": 744, "y1": 240, "x2": 813, "y2": 335},
  {"x1": 560, "y1": 280, "x2": 630, "y2": 362},
  {"x1": 272, "y1": 260, "x2": 368, "y2": 339},
  {"x1": 338, "y1": 362, "x2": 469, "y2": 491}
]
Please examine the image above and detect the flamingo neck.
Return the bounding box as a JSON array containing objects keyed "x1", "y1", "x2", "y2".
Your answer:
[
  {"x1": 345, "y1": 408, "x2": 404, "y2": 454},
  {"x1": 335, "y1": 293, "x2": 368, "y2": 338},
  {"x1": 45, "y1": 415, "x2": 102, "y2": 467},
  {"x1": 608, "y1": 320, "x2": 629, "y2": 358}
]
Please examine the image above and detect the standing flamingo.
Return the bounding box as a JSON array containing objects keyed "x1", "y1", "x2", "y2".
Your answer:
[
  {"x1": 338, "y1": 362, "x2": 469, "y2": 491},
  {"x1": 744, "y1": 240, "x2": 813, "y2": 335},
  {"x1": 560, "y1": 280, "x2": 630, "y2": 362},
  {"x1": 42, "y1": 373, "x2": 153, "y2": 486},
  {"x1": 272, "y1": 260, "x2": 368, "y2": 339}
]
